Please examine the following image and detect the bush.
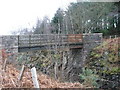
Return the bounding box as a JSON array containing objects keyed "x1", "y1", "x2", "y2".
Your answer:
[{"x1": 79, "y1": 68, "x2": 100, "y2": 88}]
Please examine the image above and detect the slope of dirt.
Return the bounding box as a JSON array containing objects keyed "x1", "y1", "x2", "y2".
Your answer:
[{"x1": 0, "y1": 61, "x2": 84, "y2": 88}]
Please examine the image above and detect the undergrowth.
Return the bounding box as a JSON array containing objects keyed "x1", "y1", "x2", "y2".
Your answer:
[
  {"x1": 85, "y1": 37, "x2": 120, "y2": 88},
  {"x1": 79, "y1": 68, "x2": 100, "y2": 88}
]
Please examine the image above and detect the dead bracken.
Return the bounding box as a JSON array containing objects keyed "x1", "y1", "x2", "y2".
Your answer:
[{"x1": 0, "y1": 61, "x2": 84, "y2": 88}]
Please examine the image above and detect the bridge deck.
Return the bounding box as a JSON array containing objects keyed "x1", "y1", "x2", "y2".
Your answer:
[{"x1": 18, "y1": 34, "x2": 83, "y2": 52}]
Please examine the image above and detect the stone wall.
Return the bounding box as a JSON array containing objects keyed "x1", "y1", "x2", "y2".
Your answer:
[
  {"x1": 0, "y1": 35, "x2": 18, "y2": 63},
  {"x1": 0, "y1": 36, "x2": 2, "y2": 60},
  {"x1": 82, "y1": 33, "x2": 102, "y2": 63},
  {"x1": 82, "y1": 33, "x2": 102, "y2": 64},
  {"x1": 63, "y1": 33, "x2": 103, "y2": 82}
]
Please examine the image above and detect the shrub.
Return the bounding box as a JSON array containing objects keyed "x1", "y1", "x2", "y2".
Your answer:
[{"x1": 79, "y1": 68, "x2": 100, "y2": 88}]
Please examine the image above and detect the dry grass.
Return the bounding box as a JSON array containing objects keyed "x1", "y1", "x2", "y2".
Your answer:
[{"x1": 0, "y1": 61, "x2": 84, "y2": 88}]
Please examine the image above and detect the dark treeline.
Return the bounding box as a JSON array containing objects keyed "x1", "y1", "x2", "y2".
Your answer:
[{"x1": 12, "y1": 2, "x2": 120, "y2": 36}]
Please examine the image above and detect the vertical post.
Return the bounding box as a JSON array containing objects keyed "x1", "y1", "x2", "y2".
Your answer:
[
  {"x1": 18, "y1": 65, "x2": 25, "y2": 81},
  {"x1": 82, "y1": 34, "x2": 83, "y2": 43},
  {"x1": 62, "y1": 51, "x2": 67, "y2": 80},
  {"x1": 2, "y1": 58, "x2": 7, "y2": 71},
  {"x1": 18, "y1": 35, "x2": 19, "y2": 47},
  {"x1": 31, "y1": 67, "x2": 40, "y2": 88},
  {"x1": 109, "y1": 36, "x2": 111, "y2": 39},
  {"x1": 54, "y1": 62, "x2": 58, "y2": 79},
  {"x1": 29, "y1": 35, "x2": 31, "y2": 47}
]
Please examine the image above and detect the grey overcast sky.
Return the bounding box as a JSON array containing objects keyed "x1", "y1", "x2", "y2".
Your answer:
[{"x1": 0, "y1": 0, "x2": 76, "y2": 35}]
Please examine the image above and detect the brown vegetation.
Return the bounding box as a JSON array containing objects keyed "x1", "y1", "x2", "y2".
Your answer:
[{"x1": 0, "y1": 61, "x2": 84, "y2": 88}]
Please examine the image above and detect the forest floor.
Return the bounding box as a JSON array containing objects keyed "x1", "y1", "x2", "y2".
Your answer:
[{"x1": 0, "y1": 61, "x2": 85, "y2": 88}]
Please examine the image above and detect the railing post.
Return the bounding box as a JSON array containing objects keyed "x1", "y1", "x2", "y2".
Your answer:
[
  {"x1": 82, "y1": 34, "x2": 83, "y2": 43},
  {"x1": 18, "y1": 35, "x2": 19, "y2": 47},
  {"x1": 29, "y1": 35, "x2": 31, "y2": 47}
]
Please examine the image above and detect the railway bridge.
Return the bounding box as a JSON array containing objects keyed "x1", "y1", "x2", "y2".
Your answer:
[
  {"x1": 0, "y1": 33, "x2": 102, "y2": 82},
  {"x1": 0, "y1": 33, "x2": 102, "y2": 61},
  {"x1": 18, "y1": 34, "x2": 83, "y2": 52}
]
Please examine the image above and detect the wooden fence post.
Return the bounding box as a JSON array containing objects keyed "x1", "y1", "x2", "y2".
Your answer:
[
  {"x1": 31, "y1": 67, "x2": 40, "y2": 88},
  {"x1": 29, "y1": 35, "x2": 31, "y2": 47},
  {"x1": 2, "y1": 58, "x2": 7, "y2": 71},
  {"x1": 18, "y1": 65, "x2": 25, "y2": 81}
]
